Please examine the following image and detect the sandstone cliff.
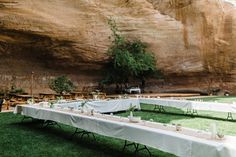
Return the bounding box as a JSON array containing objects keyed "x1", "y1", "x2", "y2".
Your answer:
[{"x1": 0, "y1": 0, "x2": 236, "y2": 94}]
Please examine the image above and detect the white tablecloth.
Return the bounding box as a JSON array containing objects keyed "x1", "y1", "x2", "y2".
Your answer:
[
  {"x1": 140, "y1": 98, "x2": 192, "y2": 109},
  {"x1": 52, "y1": 98, "x2": 236, "y2": 114},
  {"x1": 14, "y1": 105, "x2": 236, "y2": 157},
  {"x1": 84, "y1": 98, "x2": 140, "y2": 113},
  {"x1": 54, "y1": 99, "x2": 140, "y2": 113},
  {"x1": 38, "y1": 98, "x2": 236, "y2": 114},
  {"x1": 140, "y1": 98, "x2": 236, "y2": 113},
  {"x1": 190, "y1": 101, "x2": 236, "y2": 113},
  {"x1": 54, "y1": 101, "x2": 83, "y2": 110}
]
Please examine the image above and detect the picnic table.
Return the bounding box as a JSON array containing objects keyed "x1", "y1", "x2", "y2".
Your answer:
[
  {"x1": 70, "y1": 91, "x2": 86, "y2": 99},
  {"x1": 9, "y1": 94, "x2": 33, "y2": 102},
  {"x1": 39, "y1": 93, "x2": 57, "y2": 100}
]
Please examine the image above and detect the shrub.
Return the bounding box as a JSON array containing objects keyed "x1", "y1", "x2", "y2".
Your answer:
[{"x1": 49, "y1": 76, "x2": 74, "y2": 94}]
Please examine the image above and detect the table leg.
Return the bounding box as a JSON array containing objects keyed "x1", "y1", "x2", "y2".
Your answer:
[
  {"x1": 160, "y1": 105, "x2": 165, "y2": 112},
  {"x1": 154, "y1": 105, "x2": 165, "y2": 112},
  {"x1": 70, "y1": 128, "x2": 79, "y2": 139},
  {"x1": 21, "y1": 116, "x2": 33, "y2": 123},
  {"x1": 71, "y1": 128, "x2": 96, "y2": 141},
  {"x1": 227, "y1": 112, "x2": 233, "y2": 120},
  {"x1": 122, "y1": 140, "x2": 152, "y2": 157},
  {"x1": 122, "y1": 140, "x2": 136, "y2": 152},
  {"x1": 154, "y1": 105, "x2": 158, "y2": 111},
  {"x1": 186, "y1": 108, "x2": 192, "y2": 115},
  {"x1": 135, "y1": 144, "x2": 152, "y2": 157},
  {"x1": 42, "y1": 120, "x2": 61, "y2": 129},
  {"x1": 192, "y1": 109, "x2": 198, "y2": 115},
  {"x1": 186, "y1": 109, "x2": 198, "y2": 115}
]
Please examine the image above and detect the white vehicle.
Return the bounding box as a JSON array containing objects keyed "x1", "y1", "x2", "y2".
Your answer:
[{"x1": 125, "y1": 87, "x2": 141, "y2": 94}]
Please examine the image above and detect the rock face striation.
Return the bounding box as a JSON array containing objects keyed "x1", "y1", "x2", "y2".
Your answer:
[{"x1": 0, "y1": 0, "x2": 236, "y2": 94}]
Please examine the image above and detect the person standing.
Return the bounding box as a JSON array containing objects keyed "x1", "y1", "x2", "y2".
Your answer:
[{"x1": 0, "y1": 99, "x2": 4, "y2": 112}]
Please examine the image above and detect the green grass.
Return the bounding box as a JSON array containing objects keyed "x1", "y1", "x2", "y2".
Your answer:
[
  {"x1": 1, "y1": 104, "x2": 236, "y2": 157},
  {"x1": 0, "y1": 112, "x2": 175, "y2": 157}
]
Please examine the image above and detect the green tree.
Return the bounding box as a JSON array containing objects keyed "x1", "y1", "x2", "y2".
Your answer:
[
  {"x1": 49, "y1": 75, "x2": 74, "y2": 94},
  {"x1": 104, "y1": 18, "x2": 158, "y2": 92}
]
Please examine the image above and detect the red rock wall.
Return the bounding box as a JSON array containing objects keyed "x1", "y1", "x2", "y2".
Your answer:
[{"x1": 0, "y1": 0, "x2": 236, "y2": 94}]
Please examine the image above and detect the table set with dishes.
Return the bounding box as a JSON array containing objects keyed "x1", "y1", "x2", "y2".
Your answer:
[
  {"x1": 139, "y1": 97, "x2": 236, "y2": 119},
  {"x1": 51, "y1": 98, "x2": 140, "y2": 113},
  {"x1": 48, "y1": 97, "x2": 236, "y2": 120},
  {"x1": 14, "y1": 102, "x2": 236, "y2": 157},
  {"x1": 139, "y1": 98, "x2": 236, "y2": 113}
]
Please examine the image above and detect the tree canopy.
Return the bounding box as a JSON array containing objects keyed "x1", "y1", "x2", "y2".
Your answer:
[{"x1": 103, "y1": 18, "x2": 158, "y2": 90}]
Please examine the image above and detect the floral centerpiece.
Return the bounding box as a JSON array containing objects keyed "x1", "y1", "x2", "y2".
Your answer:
[
  {"x1": 27, "y1": 98, "x2": 35, "y2": 105},
  {"x1": 48, "y1": 100, "x2": 55, "y2": 108},
  {"x1": 127, "y1": 104, "x2": 141, "y2": 123},
  {"x1": 91, "y1": 91, "x2": 100, "y2": 100},
  {"x1": 56, "y1": 96, "x2": 64, "y2": 102},
  {"x1": 123, "y1": 94, "x2": 128, "y2": 99},
  {"x1": 128, "y1": 104, "x2": 136, "y2": 117},
  {"x1": 80, "y1": 100, "x2": 88, "y2": 113}
]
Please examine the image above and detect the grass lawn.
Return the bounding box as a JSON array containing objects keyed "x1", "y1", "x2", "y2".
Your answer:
[{"x1": 0, "y1": 103, "x2": 236, "y2": 157}]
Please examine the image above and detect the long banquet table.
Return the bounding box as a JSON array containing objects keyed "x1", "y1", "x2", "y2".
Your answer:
[
  {"x1": 14, "y1": 105, "x2": 236, "y2": 157},
  {"x1": 55, "y1": 98, "x2": 236, "y2": 115},
  {"x1": 55, "y1": 100, "x2": 83, "y2": 110},
  {"x1": 54, "y1": 98, "x2": 140, "y2": 113},
  {"x1": 140, "y1": 98, "x2": 236, "y2": 113},
  {"x1": 83, "y1": 98, "x2": 140, "y2": 113}
]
